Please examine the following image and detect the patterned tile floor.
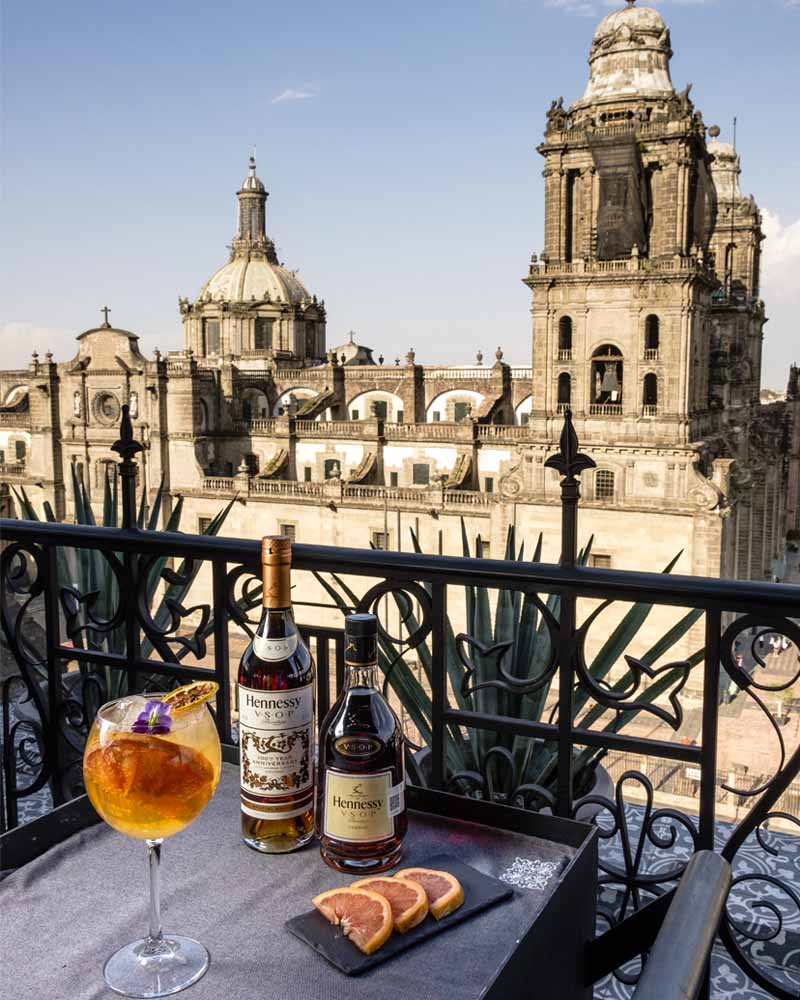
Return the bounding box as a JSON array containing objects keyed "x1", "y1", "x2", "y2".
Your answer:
[{"x1": 3, "y1": 696, "x2": 797, "y2": 999}]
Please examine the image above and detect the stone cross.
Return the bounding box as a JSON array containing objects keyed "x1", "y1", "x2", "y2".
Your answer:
[{"x1": 101, "y1": 306, "x2": 111, "y2": 327}]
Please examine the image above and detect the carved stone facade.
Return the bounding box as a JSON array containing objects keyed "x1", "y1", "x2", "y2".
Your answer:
[{"x1": 0, "y1": 1, "x2": 796, "y2": 590}]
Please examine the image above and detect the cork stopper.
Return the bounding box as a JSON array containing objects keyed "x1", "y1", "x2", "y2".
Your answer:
[{"x1": 261, "y1": 535, "x2": 292, "y2": 607}]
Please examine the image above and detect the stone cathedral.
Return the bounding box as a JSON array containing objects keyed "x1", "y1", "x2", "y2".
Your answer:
[{"x1": 1, "y1": 1, "x2": 798, "y2": 604}]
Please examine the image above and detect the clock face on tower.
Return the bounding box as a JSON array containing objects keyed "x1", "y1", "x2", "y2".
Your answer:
[{"x1": 93, "y1": 391, "x2": 121, "y2": 427}]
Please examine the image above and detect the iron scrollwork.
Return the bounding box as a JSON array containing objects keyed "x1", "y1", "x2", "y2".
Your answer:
[
  {"x1": 574, "y1": 600, "x2": 692, "y2": 730},
  {"x1": 137, "y1": 554, "x2": 211, "y2": 662},
  {"x1": 579, "y1": 770, "x2": 700, "y2": 988},
  {"x1": 715, "y1": 614, "x2": 800, "y2": 999}
]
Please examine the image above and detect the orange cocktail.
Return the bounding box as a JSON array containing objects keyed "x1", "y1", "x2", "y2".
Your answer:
[
  {"x1": 84, "y1": 697, "x2": 221, "y2": 840},
  {"x1": 82, "y1": 686, "x2": 222, "y2": 998}
]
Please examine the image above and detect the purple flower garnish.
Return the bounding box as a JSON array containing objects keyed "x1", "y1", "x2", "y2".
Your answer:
[{"x1": 132, "y1": 699, "x2": 173, "y2": 735}]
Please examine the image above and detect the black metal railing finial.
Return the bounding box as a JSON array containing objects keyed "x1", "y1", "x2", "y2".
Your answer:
[
  {"x1": 111, "y1": 405, "x2": 144, "y2": 530},
  {"x1": 545, "y1": 408, "x2": 596, "y2": 568}
]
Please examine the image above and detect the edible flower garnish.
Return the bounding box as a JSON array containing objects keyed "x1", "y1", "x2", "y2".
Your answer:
[{"x1": 132, "y1": 699, "x2": 173, "y2": 735}]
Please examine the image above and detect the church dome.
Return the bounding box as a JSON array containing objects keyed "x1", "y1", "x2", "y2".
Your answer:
[
  {"x1": 594, "y1": 2, "x2": 665, "y2": 38},
  {"x1": 199, "y1": 256, "x2": 311, "y2": 305},
  {"x1": 332, "y1": 332, "x2": 376, "y2": 366},
  {"x1": 579, "y1": 1, "x2": 674, "y2": 105}
]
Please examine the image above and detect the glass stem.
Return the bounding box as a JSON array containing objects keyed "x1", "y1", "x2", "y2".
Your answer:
[{"x1": 146, "y1": 838, "x2": 164, "y2": 948}]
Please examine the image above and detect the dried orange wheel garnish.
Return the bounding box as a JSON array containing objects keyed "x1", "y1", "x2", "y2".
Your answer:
[{"x1": 161, "y1": 680, "x2": 219, "y2": 714}]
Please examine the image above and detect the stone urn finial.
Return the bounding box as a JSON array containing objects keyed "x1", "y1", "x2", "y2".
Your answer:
[
  {"x1": 495, "y1": 347, "x2": 503, "y2": 362},
  {"x1": 476, "y1": 350, "x2": 484, "y2": 366}
]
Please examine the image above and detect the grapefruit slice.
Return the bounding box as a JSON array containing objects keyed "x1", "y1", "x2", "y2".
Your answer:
[
  {"x1": 352, "y1": 876, "x2": 429, "y2": 933},
  {"x1": 162, "y1": 681, "x2": 219, "y2": 714},
  {"x1": 394, "y1": 867, "x2": 464, "y2": 920},
  {"x1": 312, "y1": 887, "x2": 393, "y2": 955}
]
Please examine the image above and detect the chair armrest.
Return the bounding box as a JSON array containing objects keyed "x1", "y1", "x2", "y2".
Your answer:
[{"x1": 632, "y1": 851, "x2": 731, "y2": 1000}]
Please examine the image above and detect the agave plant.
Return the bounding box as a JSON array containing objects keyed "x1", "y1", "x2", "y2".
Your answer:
[
  {"x1": 12, "y1": 465, "x2": 236, "y2": 706},
  {"x1": 315, "y1": 520, "x2": 705, "y2": 808}
]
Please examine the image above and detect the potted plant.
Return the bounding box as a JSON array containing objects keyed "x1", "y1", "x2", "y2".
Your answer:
[{"x1": 316, "y1": 521, "x2": 705, "y2": 815}]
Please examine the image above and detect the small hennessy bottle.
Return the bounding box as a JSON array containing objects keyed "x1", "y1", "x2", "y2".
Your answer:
[
  {"x1": 317, "y1": 613, "x2": 407, "y2": 873},
  {"x1": 238, "y1": 536, "x2": 315, "y2": 852}
]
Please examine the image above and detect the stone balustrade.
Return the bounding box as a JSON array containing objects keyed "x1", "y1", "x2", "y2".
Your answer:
[
  {"x1": 589, "y1": 403, "x2": 624, "y2": 416},
  {"x1": 528, "y1": 255, "x2": 703, "y2": 278},
  {"x1": 476, "y1": 424, "x2": 530, "y2": 440},
  {"x1": 196, "y1": 475, "x2": 493, "y2": 508},
  {"x1": 250, "y1": 479, "x2": 324, "y2": 497},
  {"x1": 423, "y1": 367, "x2": 494, "y2": 380},
  {"x1": 385, "y1": 422, "x2": 475, "y2": 442},
  {"x1": 295, "y1": 420, "x2": 367, "y2": 438}
]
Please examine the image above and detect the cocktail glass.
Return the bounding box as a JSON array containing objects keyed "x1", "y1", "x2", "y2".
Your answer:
[{"x1": 83, "y1": 694, "x2": 222, "y2": 998}]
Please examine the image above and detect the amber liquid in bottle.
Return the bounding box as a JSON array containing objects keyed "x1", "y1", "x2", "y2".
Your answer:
[
  {"x1": 317, "y1": 613, "x2": 407, "y2": 873},
  {"x1": 238, "y1": 536, "x2": 315, "y2": 852}
]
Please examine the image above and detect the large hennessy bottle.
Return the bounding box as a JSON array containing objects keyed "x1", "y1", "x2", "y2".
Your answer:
[
  {"x1": 317, "y1": 613, "x2": 407, "y2": 873},
  {"x1": 238, "y1": 536, "x2": 315, "y2": 852}
]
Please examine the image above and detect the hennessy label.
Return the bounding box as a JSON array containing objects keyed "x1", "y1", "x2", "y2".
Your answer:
[
  {"x1": 252, "y1": 632, "x2": 298, "y2": 661},
  {"x1": 333, "y1": 735, "x2": 382, "y2": 758},
  {"x1": 239, "y1": 682, "x2": 314, "y2": 819},
  {"x1": 323, "y1": 769, "x2": 404, "y2": 843}
]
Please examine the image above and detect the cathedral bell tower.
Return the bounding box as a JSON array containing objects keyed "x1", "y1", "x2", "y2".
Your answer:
[{"x1": 525, "y1": 0, "x2": 718, "y2": 443}]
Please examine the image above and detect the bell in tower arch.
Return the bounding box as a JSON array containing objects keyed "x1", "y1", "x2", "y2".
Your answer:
[{"x1": 601, "y1": 363, "x2": 620, "y2": 394}]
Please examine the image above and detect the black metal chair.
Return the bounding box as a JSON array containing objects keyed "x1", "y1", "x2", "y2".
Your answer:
[{"x1": 631, "y1": 851, "x2": 731, "y2": 1000}]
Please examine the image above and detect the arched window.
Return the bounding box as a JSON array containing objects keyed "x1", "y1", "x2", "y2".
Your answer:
[
  {"x1": 558, "y1": 316, "x2": 573, "y2": 356},
  {"x1": 594, "y1": 469, "x2": 615, "y2": 501},
  {"x1": 590, "y1": 344, "x2": 623, "y2": 410},
  {"x1": 557, "y1": 372, "x2": 572, "y2": 406},
  {"x1": 643, "y1": 373, "x2": 658, "y2": 408},
  {"x1": 645, "y1": 316, "x2": 659, "y2": 357}
]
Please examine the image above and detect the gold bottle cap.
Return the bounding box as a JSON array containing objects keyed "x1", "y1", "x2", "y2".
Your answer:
[{"x1": 261, "y1": 535, "x2": 292, "y2": 565}]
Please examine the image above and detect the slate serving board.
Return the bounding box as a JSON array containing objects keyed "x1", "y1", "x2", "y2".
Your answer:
[{"x1": 285, "y1": 854, "x2": 514, "y2": 976}]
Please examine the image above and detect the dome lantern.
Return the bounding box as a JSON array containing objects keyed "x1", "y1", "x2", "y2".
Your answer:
[{"x1": 231, "y1": 155, "x2": 277, "y2": 262}]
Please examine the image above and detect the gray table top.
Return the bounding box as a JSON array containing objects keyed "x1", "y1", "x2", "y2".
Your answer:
[{"x1": 1, "y1": 764, "x2": 574, "y2": 1000}]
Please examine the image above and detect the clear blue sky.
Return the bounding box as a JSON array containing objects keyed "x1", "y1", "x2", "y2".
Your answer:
[{"x1": 2, "y1": 0, "x2": 798, "y2": 388}]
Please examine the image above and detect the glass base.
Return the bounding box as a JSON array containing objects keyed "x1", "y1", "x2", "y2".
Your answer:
[
  {"x1": 242, "y1": 831, "x2": 315, "y2": 854},
  {"x1": 320, "y1": 841, "x2": 403, "y2": 874},
  {"x1": 103, "y1": 935, "x2": 210, "y2": 998}
]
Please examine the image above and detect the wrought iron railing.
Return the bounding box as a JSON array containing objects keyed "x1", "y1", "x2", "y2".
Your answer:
[{"x1": 2, "y1": 407, "x2": 799, "y2": 998}]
